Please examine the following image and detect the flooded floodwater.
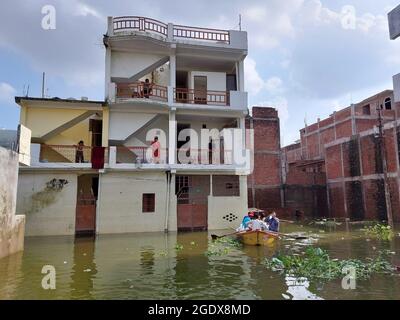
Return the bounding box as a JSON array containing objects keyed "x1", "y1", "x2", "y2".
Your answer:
[{"x1": 1, "y1": 223, "x2": 399, "y2": 300}]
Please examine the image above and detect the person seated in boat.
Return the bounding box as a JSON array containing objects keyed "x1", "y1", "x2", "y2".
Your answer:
[
  {"x1": 265, "y1": 212, "x2": 280, "y2": 232},
  {"x1": 237, "y1": 212, "x2": 255, "y2": 231},
  {"x1": 248, "y1": 212, "x2": 268, "y2": 231}
]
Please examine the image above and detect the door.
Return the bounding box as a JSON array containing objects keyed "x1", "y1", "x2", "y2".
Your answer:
[
  {"x1": 176, "y1": 175, "x2": 209, "y2": 231},
  {"x1": 75, "y1": 174, "x2": 98, "y2": 235},
  {"x1": 194, "y1": 76, "x2": 207, "y2": 104}
]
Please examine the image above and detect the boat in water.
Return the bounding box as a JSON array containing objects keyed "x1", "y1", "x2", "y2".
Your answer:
[{"x1": 235, "y1": 230, "x2": 279, "y2": 246}]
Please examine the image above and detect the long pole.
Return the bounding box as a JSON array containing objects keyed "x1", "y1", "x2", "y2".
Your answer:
[
  {"x1": 41, "y1": 72, "x2": 45, "y2": 98},
  {"x1": 377, "y1": 104, "x2": 394, "y2": 228}
]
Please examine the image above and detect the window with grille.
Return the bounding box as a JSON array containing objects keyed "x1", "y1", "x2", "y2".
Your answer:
[{"x1": 142, "y1": 193, "x2": 155, "y2": 213}]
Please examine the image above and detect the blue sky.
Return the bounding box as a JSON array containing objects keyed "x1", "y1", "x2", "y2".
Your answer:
[{"x1": 0, "y1": 0, "x2": 399, "y2": 145}]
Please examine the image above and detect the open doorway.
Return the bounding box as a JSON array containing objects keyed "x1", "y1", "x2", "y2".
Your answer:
[
  {"x1": 75, "y1": 174, "x2": 99, "y2": 236},
  {"x1": 194, "y1": 76, "x2": 207, "y2": 104}
]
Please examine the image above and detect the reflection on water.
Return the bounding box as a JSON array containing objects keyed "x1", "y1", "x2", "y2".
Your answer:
[
  {"x1": 284, "y1": 277, "x2": 323, "y2": 300},
  {"x1": 0, "y1": 224, "x2": 399, "y2": 300}
]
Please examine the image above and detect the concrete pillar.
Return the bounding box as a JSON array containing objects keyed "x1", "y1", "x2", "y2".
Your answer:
[
  {"x1": 169, "y1": 53, "x2": 176, "y2": 89},
  {"x1": 105, "y1": 46, "x2": 112, "y2": 100},
  {"x1": 102, "y1": 107, "x2": 110, "y2": 147},
  {"x1": 169, "y1": 110, "x2": 176, "y2": 164},
  {"x1": 351, "y1": 104, "x2": 357, "y2": 135},
  {"x1": 238, "y1": 59, "x2": 245, "y2": 92},
  {"x1": 107, "y1": 17, "x2": 114, "y2": 36},
  {"x1": 167, "y1": 23, "x2": 174, "y2": 41}
]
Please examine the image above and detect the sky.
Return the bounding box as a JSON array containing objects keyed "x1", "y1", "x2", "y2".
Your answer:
[{"x1": 0, "y1": 0, "x2": 399, "y2": 146}]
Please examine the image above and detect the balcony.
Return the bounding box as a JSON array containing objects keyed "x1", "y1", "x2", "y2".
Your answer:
[
  {"x1": 107, "y1": 145, "x2": 250, "y2": 174},
  {"x1": 111, "y1": 16, "x2": 231, "y2": 44},
  {"x1": 116, "y1": 82, "x2": 168, "y2": 102},
  {"x1": 29, "y1": 144, "x2": 108, "y2": 169},
  {"x1": 174, "y1": 88, "x2": 228, "y2": 106},
  {"x1": 112, "y1": 82, "x2": 247, "y2": 110}
]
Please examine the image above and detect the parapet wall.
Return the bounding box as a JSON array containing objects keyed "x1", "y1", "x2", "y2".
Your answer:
[{"x1": 0, "y1": 147, "x2": 25, "y2": 260}]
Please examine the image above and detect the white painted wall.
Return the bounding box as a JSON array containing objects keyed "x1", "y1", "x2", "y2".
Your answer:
[
  {"x1": 97, "y1": 172, "x2": 170, "y2": 233},
  {"x1": 109, "y1": 112, "x2": 157, "y2": 141},
  {"x1": 17, "y1": 173, "x2": 77, "y2": 236},
  {"x1": 208, "y1": 175, "x2": 248, "y2": 230},
  {"x1": 110, "y1": 51, "x2": 165, "y2": 79},
  {"x1": 188, "y1": 71, "x2": 226, "y2": 91}
]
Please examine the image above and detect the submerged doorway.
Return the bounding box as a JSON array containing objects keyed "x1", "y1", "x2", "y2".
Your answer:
[
  {"x1": 75, "y1": 174, "x2": 99, "y2": 236},
  {"x1": 176, "y1": 175, "x2": 209, "y2": 232}
]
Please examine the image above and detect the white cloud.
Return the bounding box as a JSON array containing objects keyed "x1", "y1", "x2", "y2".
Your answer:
[
  {"x1": 74, "y1": 2, "x2": 103, "y2": 19},
  {"x1": 265, "y1": 77, "x2": 284, "y2": 94},
  {"x1": 0, "y1": 82, "x2": 16, "y2": 103},
  {"x1": 244, "y1": 57, "x2": 265, "y2": 95}
]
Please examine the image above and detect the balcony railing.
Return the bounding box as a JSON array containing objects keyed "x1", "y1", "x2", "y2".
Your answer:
[
  {"x1": 174, "y1": 88, "x2": 229, "y2": 106},
  {"x1": 115, "y1": 146, "x2": 168, "y2": 164},
  {"x1": 176, "y1": 148, "x2": 233, "y2": 165},
  {"x1": 173, "y1": 25, "x2": 230, "y2": 43},
  {"x1": 112, "y1": 16, "x2": 230, "y2": 44},
  {"x1": 116, "y1": 82, "x2": 168, "y2": 101},
  {"x1": 39, "y1": 144, "x2": 108, "y2": 165},
  {"x1": 113, "y1": 16, "x2": 168, "y2": 36}
]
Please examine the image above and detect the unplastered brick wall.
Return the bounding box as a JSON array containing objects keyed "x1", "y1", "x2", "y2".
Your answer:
[
  {"x1": 247, "y1": 107, "x2": 282, "y2": 212},
  {"x1": 325, "y1": 124, "x2": 400, "y2": 222}
]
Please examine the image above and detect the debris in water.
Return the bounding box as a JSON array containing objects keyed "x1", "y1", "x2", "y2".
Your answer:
[{"x1": 83, "y1": 269, "x2": 91, "y2": 272}]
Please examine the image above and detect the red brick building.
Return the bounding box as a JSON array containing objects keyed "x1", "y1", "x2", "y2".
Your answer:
[
  {"x1": 247, "y1": 107, "x2": 284, "y2": 212},
  {"x1": 282, "y1": 89, "x2": 400, "y2": 222}
]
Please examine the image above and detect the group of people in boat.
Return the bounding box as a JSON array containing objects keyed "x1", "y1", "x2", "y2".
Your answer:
[{"x1": 237, "y1": 209, "x2": 280, "y2": 233}]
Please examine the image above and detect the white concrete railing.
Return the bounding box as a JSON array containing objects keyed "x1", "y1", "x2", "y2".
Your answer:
[
  {"x1": 110, "y1": 16, "x2": 231, "y2": 44},
  {"x1": 109, "y1": 82, "x2": 247, "y2": 110}
]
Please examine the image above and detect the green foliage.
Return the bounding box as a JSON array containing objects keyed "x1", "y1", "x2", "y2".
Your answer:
[
  {"x1": 175, "y1": 244, "x2": 184, "y2": 251},
  {"x1": 363, "y1": 224, "x2": 395, "y2": 240},
  {"x1": 264, "y1": 247, "x2": 394, "y2": 281},
  {"x1": 206, "y1": 237, "x2": 241, "y2": 256}
]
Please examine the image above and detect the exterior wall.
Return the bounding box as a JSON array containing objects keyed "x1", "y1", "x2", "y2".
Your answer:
[
  {"x1": 325, "y1": 124, "x2": 400, "y2": 222},
  {"x1": 16, "y1": 172, "x2": 78, "y2": 236},
  {"x1": 110, "y1": 51, "x2": 166, "y2": 79},
  {"x1": 0, "y1": 147, "x2": 25, "y2": 259},
  {"x1": 24, "y1": 108, "x2": 88, "y2": 138},
  {"x1": 109, "y1": 112, "x2": 158, "y2": 141},
  {"x1": 188, "y1": 71, "x2": 226, "y2": 92},
  {"x1": 46, "y1": 119, "x2": 91, "y2": 146},
  {"x1": 247, "y1": 107, "x2": 283, "y2": 212},
  {"x1": 97, "y1": 171, "x2": 174, "y2": 233},
  {"x1": 208, "y1": 175, "x2": 247, "y2": 230}
]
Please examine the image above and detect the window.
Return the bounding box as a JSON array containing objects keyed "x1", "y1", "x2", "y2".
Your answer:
[
  {"x1": 362, "y1": 104, "x2": 371, "y2": 115},
  {"x1": 142, "y1": 194, "x2": 155, "y2": 213},
  {"x1": 212, "y1": 176, "x2": 240, "y2": 197},
  {"x1": 385, "y1": 98, "x2": 392, "y2": 110}
]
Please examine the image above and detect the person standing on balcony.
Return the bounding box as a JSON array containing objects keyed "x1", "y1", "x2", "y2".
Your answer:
[
  {"x1": 143, "y1": 79, "x2": 152, "y2": 98},
  {"x1": 151, "y1": 136, "x2": 161, "y2": 164},
  {"x1": 75, "y1": 140, "x2": 85, "y2": 163}
]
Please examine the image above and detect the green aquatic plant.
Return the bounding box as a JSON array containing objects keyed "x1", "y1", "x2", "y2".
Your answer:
[
  {"x1": 175, "y1": 244, "x2": 184, "y2": 251},
  {"x1": 206, "y1": 237, "x2": 241, "y2": 256},
  {"x1": 264, "y1": 247, "x2": 394, "y2": 281},
  {"x1": 362, "y1": 224, "x2": 395, "y2": 241}
]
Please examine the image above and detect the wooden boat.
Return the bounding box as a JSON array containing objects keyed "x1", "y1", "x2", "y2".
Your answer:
[{"x1": 235, "y1": 230, "x2": 279, "y2": 246}]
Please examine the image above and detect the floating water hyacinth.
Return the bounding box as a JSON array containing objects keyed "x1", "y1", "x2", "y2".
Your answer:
[{"x1": 264, "y1": 247, "x2": 395, "y2": 282}]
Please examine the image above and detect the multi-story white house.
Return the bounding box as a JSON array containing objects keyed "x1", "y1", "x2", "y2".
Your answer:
[{"x1": 15, "y1": 16, "x2": 250, "y2": 236}]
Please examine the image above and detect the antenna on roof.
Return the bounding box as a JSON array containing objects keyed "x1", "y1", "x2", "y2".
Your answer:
[
  {"x1": 41, "y1": 72, "x2": 46, "y2": 98},
  {"x1": 26, "y1": 85, "x2": 30, "y2": 97},
  {"x1": 239, "y1": 14, "x2": 242, "y2": 31}
]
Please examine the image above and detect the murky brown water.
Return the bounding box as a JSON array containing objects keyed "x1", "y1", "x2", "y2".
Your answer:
[{"x1": 1, "y1": 223, "x2": 399, "y2": 300}]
